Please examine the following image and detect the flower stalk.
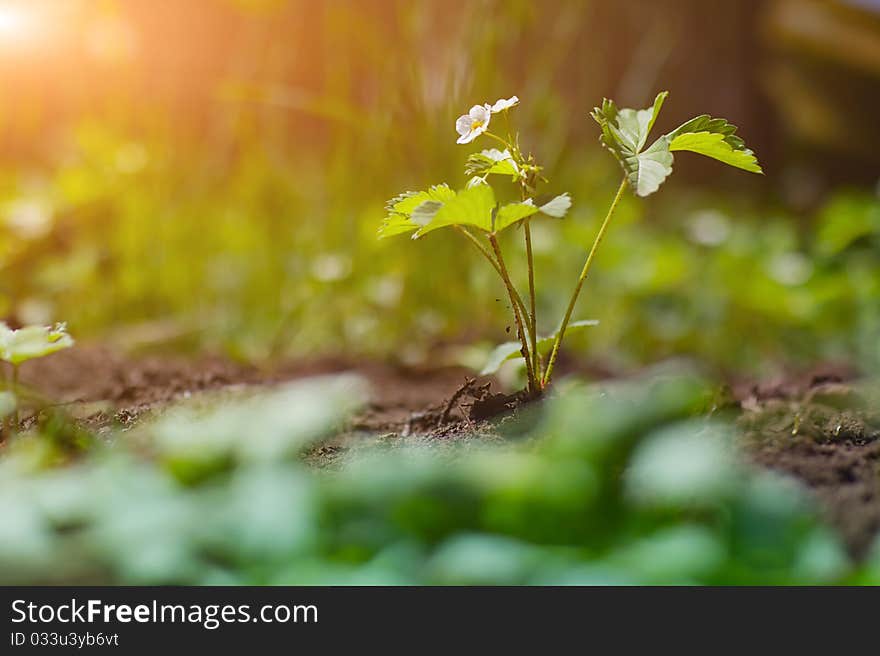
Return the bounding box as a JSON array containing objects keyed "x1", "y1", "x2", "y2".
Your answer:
[{"x1": 543, "y1": 176, "x2": 628, "y2": 385}]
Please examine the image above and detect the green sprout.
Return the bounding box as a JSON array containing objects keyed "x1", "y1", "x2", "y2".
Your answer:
[
  {"x1": 381, "y1": 92, "x2": 761, "y2": 395},
  {"x1": 0, "y1": 321, "x2": 74, "y2": 432}
]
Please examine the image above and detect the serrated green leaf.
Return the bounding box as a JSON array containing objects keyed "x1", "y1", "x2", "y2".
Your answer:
[
  {"x1": 378, "y1": 214, "x2": 420, "y2": 238},
  {"x1": 592, "y1": 92, "x2": 672, "y2": 198},
  {"x1": 385, "y1": 184, "x2": 455, "y2": 215},
  {"x1": 464, "y1": 154, "x2": 494, "y2": 177},
  {"x1": 465, "y1": 149, "x2": 519, "y2": 179},
  {"x1": 616, "y1": 91, "x2": 668, "y2": 153},
  {"x1": 383, "y1": 184, "x2": 571, "y2": 239},
  {"x1": 592, "y1": 93, "x2": 761, "y2": 197},
  {"x1": 415, "y1": 184, "x2": 496, "y2": 237},
  {"x1": 379, "y1": 184, "x2": 456, "y2": 238},
  {"x1": 667, "y1": 115, "x2": 762, "y2": 173},
  {"x1": 480, "y1": 319, "x2": 599, "y2": 375}
]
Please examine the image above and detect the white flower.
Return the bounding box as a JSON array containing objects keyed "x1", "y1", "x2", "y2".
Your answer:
[
  {"x1": 455, "y1": 104, "x2": 492, "y2": 144},
  {"x1": 490, "y1": 96, "x2": 519, "y2": 113}
]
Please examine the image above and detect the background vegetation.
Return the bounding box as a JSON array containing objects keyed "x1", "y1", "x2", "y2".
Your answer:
[{"x1": 1, "y1": 0, "x2": 878, "y2": 377}]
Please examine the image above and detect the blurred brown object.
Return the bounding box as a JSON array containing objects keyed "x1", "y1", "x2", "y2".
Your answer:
[{"x1": 761, "y1": 0, "x2": 880, "y2": 161}]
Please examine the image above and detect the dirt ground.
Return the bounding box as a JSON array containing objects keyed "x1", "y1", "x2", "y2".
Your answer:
[{"x1": 7, "y1": 346, "x2": 880, "y2": 559}]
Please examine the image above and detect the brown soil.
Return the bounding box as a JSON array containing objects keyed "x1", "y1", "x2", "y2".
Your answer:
[
  {"x1": 11, "y1": 345, "x2": 486, "y2": 432},
  {"x1": 736, "y1": 375, "x2": 880, "y2": 558},
  {"x1": 6, "y1": 347, "x2": 880, "y2": 558}
]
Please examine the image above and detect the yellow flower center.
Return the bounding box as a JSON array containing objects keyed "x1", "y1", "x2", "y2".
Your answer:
[{"x1": 470, "y1": 119, "x2": 484, "y2": 131}]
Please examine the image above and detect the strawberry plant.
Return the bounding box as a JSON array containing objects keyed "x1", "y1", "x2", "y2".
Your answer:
[{"x1": 381, "y1": 92, "x2": 761, "y2": 394}]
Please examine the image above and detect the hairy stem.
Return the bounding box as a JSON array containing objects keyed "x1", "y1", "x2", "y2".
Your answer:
[
  {"x1": 489, "y1": 234, "x2": 537, "y2": 394},
  {"x1": 543, "y1": 176, "x2": 628, "y2": 386},
  {"x1": 454, "y1": 226, "x2": 530, "y2": 329}
]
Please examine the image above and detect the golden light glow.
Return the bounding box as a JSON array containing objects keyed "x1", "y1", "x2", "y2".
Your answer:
[{"x1": 0, "y1": 2, "x2": 39, "y2": 44}]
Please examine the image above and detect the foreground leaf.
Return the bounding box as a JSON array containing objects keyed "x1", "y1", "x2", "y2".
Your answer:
[{"x1": 481, "y1": 319, "x2": 599, "y2": 375}]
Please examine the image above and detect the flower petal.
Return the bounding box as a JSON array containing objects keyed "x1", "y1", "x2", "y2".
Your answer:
[
  {"x1": 469, "y1": 104, "x2": 491, "y2": 123},
  {"x1": 490, "y1": 96, "x2": 519, "y2": 113},
  {"x1": 455, "y1": 114, "x2": 472, "y2": 137}
]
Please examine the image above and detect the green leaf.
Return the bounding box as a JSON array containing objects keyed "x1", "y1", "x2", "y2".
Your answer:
[
  {"x1": 465, "y1": 149, "x2": 520, "y2": 179},
  {"x1": 410, "y1": 200, "x2": 444, "y2": 226},
  {"x1": 415, "y1": 184, "x2": 496, "y2": 237},
  {"x1": 0, "y1": 322, "x2": 75, "y2": 366},
  {"x1": 378, "y1": 213, "x2": 421, "y2": 238},
  {"x1": 383, "y1": 185, "x2": 571, "y2": 240},
  {"x1": 535, "y1": 193, "x2": 572, "y2": 218},
  {"x1": 616, "y1": 91, "x2": 668, "y2": 153},
  {"x1": 667, "y1": 115, "x2": 762, "y2": 174},
  {"x1": 480, "y1": 341, "x2": 523, "y2": 376},
  {"x1": 494, "y1": 193, "x2": 572, "y2": 233},
  {"x1": 379, "y1": 184, "x2": 456, "y2": 238},
  {"x1": 592, "y1": 92, "x2": 762, "y2": 197},
  {"x1": 480, "y1": 319, "x2": 599, "y2": 375},
  {"x1": 494, "y1": 201, "x2": 539, "y2": 232},
  {"x1": 624, "y1": 137, "x2": 674, "y2": 198},
  {"x1": 592, "y1": 92, "x2": 673, "y2": 198}
]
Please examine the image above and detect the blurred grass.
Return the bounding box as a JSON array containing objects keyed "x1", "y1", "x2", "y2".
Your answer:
[{"x1": 0, "y1": 0, "x2": 878, "y2": 376}]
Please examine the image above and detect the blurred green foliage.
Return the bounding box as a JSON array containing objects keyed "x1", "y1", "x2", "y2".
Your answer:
[{"x1": 1, "y1": 372, "x2": 875, "y2": 585}]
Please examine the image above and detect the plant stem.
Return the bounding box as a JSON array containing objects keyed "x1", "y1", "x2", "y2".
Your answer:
[
  {"x1": 489, "y1": 234, "x2": 537, "y2": 394},
  {"x1": 484, "y1": 132, "x2": 512, "y2": 150},
  {"x1": 454, "y1": 226, "x2": 530, "y2": 328},
  {"x1": 543, "y1": 176, "x2": 628, "y2": 386},
  {"x1": 1, "y1": 364, "x2": 6, "y2": 439},
  {"x1": 11, "y1": 364, "x2": 19, "y2": 433},
  {"x1": 523, "y1": 220, "x2": 539, "y2": 383}
]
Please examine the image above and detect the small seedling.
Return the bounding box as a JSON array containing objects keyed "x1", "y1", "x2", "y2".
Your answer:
[
  {"x1": 0, "y1": 321, "x2": 74, "y2": 432},
  {"x1": 381, "y1": 92, "x2": 761, "y2": 394}
]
